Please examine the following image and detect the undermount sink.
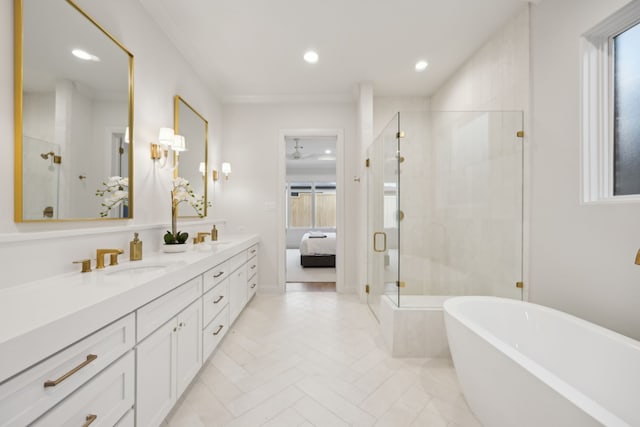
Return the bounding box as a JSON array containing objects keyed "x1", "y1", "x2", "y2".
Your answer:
[
  {"x1": 196, "y1": 240, "x2": 231, "y2": 251},
  {"x1": 103, "y1": 261, "x2": 183, "y2": 277},
  {"x1": 203, "y1": 240, "x2": 230, "y2": 246}
]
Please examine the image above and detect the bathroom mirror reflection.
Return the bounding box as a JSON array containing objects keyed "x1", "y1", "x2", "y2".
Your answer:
[
  {"x1": 14, "y1": 0, "x2": 134, "y2": 221},
  {"x1": 174, "y1": 95, "x2": 208, "y2": 217}
]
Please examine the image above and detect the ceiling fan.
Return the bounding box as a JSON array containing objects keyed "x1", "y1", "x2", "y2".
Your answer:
[{"x1": 287, "y1": 138, "x2": 313, "y2": 160}]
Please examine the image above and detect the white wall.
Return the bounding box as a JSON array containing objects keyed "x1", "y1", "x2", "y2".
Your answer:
[
  {"x1": 220, "y1": 102, "x2": 357, "y2": 291},
  {"x1": 529, "y1": 0, "x2": 640, "y2": 340},
  {"x1": 0, "y1": 0, "x2": 222, "y2": 288}
]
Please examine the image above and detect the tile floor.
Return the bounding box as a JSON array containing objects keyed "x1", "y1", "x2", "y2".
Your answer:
[{"x1": 163, "y1": 292, "x2": 481, "y2": 426}]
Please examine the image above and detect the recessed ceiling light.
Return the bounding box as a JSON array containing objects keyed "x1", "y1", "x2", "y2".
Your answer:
[
  {"x1": 72, "y1": 49, "x2": 100, "y2": 62},
  {"x1": 304, "y1": 50, "x2": 319, "y2": 64},
  {"x1": 325, "y1": 149, "x2": 332, "y2": 154},
  {"x1": 415, "y1": 60, "x2": 428, "y2": 72}
]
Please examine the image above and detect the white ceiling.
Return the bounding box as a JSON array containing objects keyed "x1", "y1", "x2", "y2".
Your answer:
[{"x1": 139, "y1": 0, "x2": 529, "y2": 101}]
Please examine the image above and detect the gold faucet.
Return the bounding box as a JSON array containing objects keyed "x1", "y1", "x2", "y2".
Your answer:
[
  {"x1": 96, "y1": 249, "x2": 124, "y2": 269},
  {"x1": 73, "y1": 259, "x2": 92, "y2": 273},
  {"x1": 195, "y1": 232, "x2": 210, "y2": 244}
]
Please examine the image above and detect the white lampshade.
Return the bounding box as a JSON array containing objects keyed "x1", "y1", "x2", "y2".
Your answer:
[
  {"x1": 199, "y1": 162, "x2": 206, "y2": 176},
  {"x1": 221, "y1": 162, "x2": 231, "y2": 174},
  {"x1": 158, "y1": 127, "x2": 174, "y2": 146},
  {"x1": 124, "y1": 126, "x2": 130, "y2": 143},
  {"x1": 173, "y1": 134, "x2": 186, "y2": 152}
]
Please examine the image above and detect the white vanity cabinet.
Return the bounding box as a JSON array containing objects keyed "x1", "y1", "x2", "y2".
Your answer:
[
  {"x1": 136, "y1": 298, "x2": 202, "y2": 427},
  {"x1": 0, "y1": 236, "x2": 259, "y2": 427}
]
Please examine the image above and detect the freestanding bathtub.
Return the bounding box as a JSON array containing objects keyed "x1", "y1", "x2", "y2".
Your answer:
[{"x1": 443, "y1": 296, "x2": 640, "y2": 427}]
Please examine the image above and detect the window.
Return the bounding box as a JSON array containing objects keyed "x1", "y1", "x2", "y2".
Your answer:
[
  {"x1": 582, "y1": 2, "x2": 640, "y2": 202},
  {"x1": 287, "y1": 182, "x2": 336, "y2": 228},
  {"x1": 613, "y1": 22, "x2": 640, "y2": 195}
]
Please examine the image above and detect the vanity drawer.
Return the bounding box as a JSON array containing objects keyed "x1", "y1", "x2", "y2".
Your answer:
[
  {"x1": 137, "y1": 276, "x2": 202, "y2": 341},
  {"x1": 203, "y1": 279, "x2": 229, "y2": 328},
  {"x1": 31, "y1": 351, "x2": 134, "y2": 427},
  {"x1": 248, "y1": 276, "x2": 258, "y2": 300},
  {"x1": 0, "y1": 314, "x2": 135, "y2": 427},
  {"x1": 228, "y1": 251, "x2": 247, "y2": 274},
  {"x1": 203, "y1": 260, "x2": 230, "y2": 293},
  {"x1": 247, "y1": 256, "x2": 258, "y2": 280},
  {"x1": 203, "y1": 305, "x2": 229, "y2": 361},
  {"x1": 247, "y1": 244, "x2": 258, "y2": 259}
]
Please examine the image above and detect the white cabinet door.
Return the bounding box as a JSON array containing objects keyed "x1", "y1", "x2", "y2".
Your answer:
[
  {"x1": 135, "y1": 319, "x2": 177, "y2": 427},
  {"x1": 229, "y1": 265, "x2": 248, "y2": 323},
  {"x1": 175, "y1": 299, "x2": 202, "y2": 397}
]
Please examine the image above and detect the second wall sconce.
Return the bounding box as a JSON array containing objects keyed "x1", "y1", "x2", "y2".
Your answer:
[{"x1": 221, "y1": 162, "x2": 232, "y2": 180}]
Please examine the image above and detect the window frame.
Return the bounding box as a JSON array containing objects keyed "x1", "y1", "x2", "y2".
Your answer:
[{"x1": 581, "y1": 2, "x2": 640, "y2": 203}]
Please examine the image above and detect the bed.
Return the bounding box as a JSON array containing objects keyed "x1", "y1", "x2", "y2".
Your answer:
[{"x1": 299, "y1": 232, "x2": 336, "y2": 268}]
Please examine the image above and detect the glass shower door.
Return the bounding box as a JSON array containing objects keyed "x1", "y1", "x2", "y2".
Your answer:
[{"x1": 367, "y1": 114, "x2": 401, "y2": 318}]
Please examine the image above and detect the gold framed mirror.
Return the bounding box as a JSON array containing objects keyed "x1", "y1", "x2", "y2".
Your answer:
[
  {"x1": 174, "y1": 95, "x2": 208, "y2": 217},
  {"x1": 14, "y1": 0, "x2": 134, "y2": 221}
]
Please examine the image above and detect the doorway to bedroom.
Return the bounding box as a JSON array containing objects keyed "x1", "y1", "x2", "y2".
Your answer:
[{"x1": 284, "y1": 135, "x2": 337, "y2": 291}]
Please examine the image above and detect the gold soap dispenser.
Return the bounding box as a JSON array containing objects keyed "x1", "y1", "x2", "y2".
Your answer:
[
  {"x1": 130, "y1": 232, "x2": 143, "y2": 261},
  {"x1": 211, "y1": 224, "x2": 218, "y2": 241}
]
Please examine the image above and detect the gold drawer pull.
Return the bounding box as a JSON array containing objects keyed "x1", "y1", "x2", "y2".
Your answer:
[
  {"x1": 250, "y1": 249, "x2": 256, "y2": 254},
  {"x1": 250, "y1": 283, "x2": 256, "y2": 289},
  {"x1": 44, "y1": 354, "x2": 97, "y2": 388},
  {"x1": 250, "y1": 265, "x2": 256, "y2": 270},
  {"x1": 213, "y1": 295, "x2": 224, "y2": 304},
  {"x1": 82, "y1": 414, "x2": 97, "y2": 427},
  {"x1": 213, "y1": 271, "x2": 224, "y2": 278},
  {"x1": 212, "y1": 325, "x2": 224, "y2": 335}
]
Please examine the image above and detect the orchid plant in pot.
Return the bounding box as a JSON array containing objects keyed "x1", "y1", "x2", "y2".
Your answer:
[{"x1": 164, "y1": 177, "x2": 208, "y2": 248}]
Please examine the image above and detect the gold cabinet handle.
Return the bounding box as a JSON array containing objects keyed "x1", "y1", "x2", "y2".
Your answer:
[
  {"x1": 213, "y1": 271, "x2": 224, "y2": 278},
  {"x1": 213, "y1": 295, "x2": 224, "y2": 304},
  {"x1": 373, "y1": 232, "x2": 387, "y2": 253},
  {"x1": 250, "y1": 249, "x2": 257, "y2": 254},
  {"x1": 43, "y1": 354, "x2": 97, "y2": 388},
  {"x1": 212, "y1": 325, "x2": 224, "y2": 335},
  {"x1": 250, "y1": 283, "x2": 256, "y2": 289},
  {"x1": 250, "y1": 265, "x2": 256, "y2": 270},
  {"x1": 82, "y1": 414, "x2": 97, "y2": 427}
]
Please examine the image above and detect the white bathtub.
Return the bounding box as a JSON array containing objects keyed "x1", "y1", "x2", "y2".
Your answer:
[{"x1": 444, "y1": 296, "x2": 640, "y2": 427}]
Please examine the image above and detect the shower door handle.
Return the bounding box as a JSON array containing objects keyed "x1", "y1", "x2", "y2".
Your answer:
[{"x1": 373, "y1": 232, "x2": 387, "y2": 253}]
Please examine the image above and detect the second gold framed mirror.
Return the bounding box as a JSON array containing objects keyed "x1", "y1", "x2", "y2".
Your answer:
[{"x1": 174, "y1": 95, "x2": 208, "y2": 217}]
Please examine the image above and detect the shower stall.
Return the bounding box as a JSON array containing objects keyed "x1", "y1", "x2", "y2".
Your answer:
[{"x1": 366, "y1": 111, "x2": 524, "y2": 355}]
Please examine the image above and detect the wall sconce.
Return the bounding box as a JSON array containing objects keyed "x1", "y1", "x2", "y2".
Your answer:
[
  {"x1": 221, "y1": 162, "x2": 231, "y2": 180},
  {"x1": 212, "y1": 169, "x2": 219, "y2": 181},
  {"x1": 150, "y1": 127, "x2": 176, "y2": 167},
  {"x1": 172, "y1": 134, "x2": 186, "y2": 152},
  {"x1": 199, "y1": 162, "x2": 206, "y2": 178}
]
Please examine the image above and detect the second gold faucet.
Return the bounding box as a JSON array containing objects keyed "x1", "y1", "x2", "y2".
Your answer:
[{"x1": 96, "y1": 249, "x2": 124, "y2": 269}]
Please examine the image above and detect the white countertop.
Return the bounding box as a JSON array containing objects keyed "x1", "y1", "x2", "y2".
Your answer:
[{"x1": 0, "y1": 234, "x2": 259, "y2": 383}]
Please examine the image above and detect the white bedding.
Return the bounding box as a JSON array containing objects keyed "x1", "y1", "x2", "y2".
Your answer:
[{"x1": 300, "y1": 232, "x2": 336, "y2": 255}]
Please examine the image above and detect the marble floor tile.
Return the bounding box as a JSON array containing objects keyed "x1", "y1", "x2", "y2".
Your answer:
[{"x1": 165, "y1": 292, "x2": 480, "y2": 426}]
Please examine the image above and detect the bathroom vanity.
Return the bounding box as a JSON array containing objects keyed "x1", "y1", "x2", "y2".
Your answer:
[{"x1": 0, "y1": 235, "x2": 259, "y2": 426}]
